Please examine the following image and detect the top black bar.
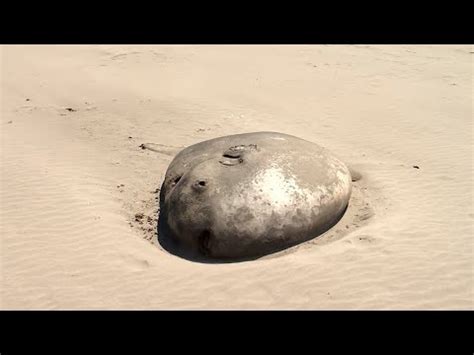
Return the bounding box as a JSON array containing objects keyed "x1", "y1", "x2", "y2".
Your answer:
[
  {"x1": 2, "y1": 28, "x2": 473, "y2": 45},
  {"x1": 1, "y1": 5, "x2": 473, "y2": 44}
]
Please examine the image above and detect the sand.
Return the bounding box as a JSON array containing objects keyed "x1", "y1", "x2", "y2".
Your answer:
[{"x1": 0, "y1": 45, "x2": 472, "y2": 309}]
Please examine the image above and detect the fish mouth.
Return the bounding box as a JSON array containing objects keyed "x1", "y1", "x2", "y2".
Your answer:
[
  {"x1": 219, "y1": 144, "x2": 258, "y2": 166},
  {"x1": 219, "y1": 149, "x2": 243, "y2": 166}
]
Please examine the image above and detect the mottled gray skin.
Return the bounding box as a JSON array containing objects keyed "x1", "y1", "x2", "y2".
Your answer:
[{"x1": 158, "y1": 132, "x2": 352, "y2": 260}]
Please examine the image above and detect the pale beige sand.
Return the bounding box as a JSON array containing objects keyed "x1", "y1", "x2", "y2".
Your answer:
[{"x1": 0, "y1": 45, "x2": 472, "y2": 309}]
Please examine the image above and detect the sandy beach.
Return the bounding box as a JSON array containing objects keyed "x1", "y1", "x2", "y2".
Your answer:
[{"x1": 0, "y1": 45, "x2": 472, "y2": 309}]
